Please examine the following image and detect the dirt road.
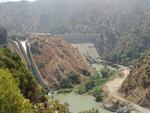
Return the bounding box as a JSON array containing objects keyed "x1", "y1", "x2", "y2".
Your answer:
[{"x1": 105, "y1": 67, "x2": 150, "y2": 113}]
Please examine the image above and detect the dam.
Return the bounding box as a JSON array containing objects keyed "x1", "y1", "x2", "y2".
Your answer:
[
  {"x1": 56, "y1": 34, "x2": 100, "y2": 58},
  {"x1": 56, "y1": 34, "x2": 99, "y2": 44}
]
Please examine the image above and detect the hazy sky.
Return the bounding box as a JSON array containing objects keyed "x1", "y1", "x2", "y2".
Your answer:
[{"x1": 0, "y1": 0, "x2": 37, "y2": 3}]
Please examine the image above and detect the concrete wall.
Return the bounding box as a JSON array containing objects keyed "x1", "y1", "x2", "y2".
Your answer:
[{"x1": 56, "y1": 34, "x2": 99, "y2": 44}]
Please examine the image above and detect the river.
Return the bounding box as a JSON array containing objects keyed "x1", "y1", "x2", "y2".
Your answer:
[{"x1": 56, "y1": 92, "x2": 113, "y2": 113}]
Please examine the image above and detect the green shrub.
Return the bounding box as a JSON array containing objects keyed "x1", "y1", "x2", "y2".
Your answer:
[
  {"x1": 60, "y1": 79, "x2": 73, "y2": 89},
  {"x1": 79, "y1": 108, "x2": 99, "y2": 113},
  {"x1": 68, "y1": 71, "x2": 81, "y2": 84},
  {"x1": 0, "y1": 48, "x2": 46, "y2": 103},
  {"x1": 0, "y1": 69, "x2": 34, "y2": 113},
  {"x1": 76, "y1": 68, "x2": 114, "y2": 102},
  {"x1": 100, "y1": 66, "x2": 114, "y2": 78},
  {"x1": 146, "y1": 68, "x2": 150, "y2": 77},
  {"x1": 57, "y1": 88, "x2": 73, "y2": 94}
]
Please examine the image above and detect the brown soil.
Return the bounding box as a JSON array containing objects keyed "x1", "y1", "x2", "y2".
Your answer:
[{"x1": 28, "y1": 33, "x2": 91, "y2": 89}]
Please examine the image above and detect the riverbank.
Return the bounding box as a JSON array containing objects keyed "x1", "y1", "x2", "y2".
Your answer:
[{"x1": 52, "y1": 64, "x2": 120, "y2": 113}]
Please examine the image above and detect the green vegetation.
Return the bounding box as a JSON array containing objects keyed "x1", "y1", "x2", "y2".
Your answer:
[
  {"x1": 60, "y1": 71, "x2": 81, "y2": 89},
  {"x1": 79, "y1": 109, "x2": 99, "y2": 113},
  {"x1": 0, "y1": 69, "x2": 34, "y2": 113},
  {"x1": 100, "y1": 66, "x2": 115, "y2": 78},
  {"x1": 76, "y1": 66, "x2": 115, "y2": 102},
  {"x1": 1, "y1": 0, "x2": 150, "y2": 66},
  {"x1": 0, "y1": 48, "x2": 46, "y2": 103},
  {"x1": 57, "y1": 88, "x2": 73, "y2": 94},
  {"x1": 0, "y1": 27, "x2": 7, "y2": 45},
  {"x1": 146, "y1": 68, "x2": 150, "y2": 77},
  {"x1": 0, "y1": 48, "x2": 74, "y2": 113},
  {"x1": 35, "y1": 100, "x2": 71, "y2": 113},
  {"x1": 60, "y1": 79, "x2": 73, "y2": 89},
  {"x1": 68, "y1": 71, "x2": 81, "y2": 84},
  {"x1": 104, "y1": 34, "x2": 150, "y2": 65}
]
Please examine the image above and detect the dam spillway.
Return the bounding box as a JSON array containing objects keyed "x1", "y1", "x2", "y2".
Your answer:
[{"x1": 8, "y1": 38, "x2": 49, "y2": 90}]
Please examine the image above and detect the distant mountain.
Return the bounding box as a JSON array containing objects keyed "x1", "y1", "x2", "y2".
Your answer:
[
  {"x1": 0, "y1": 0, "x2": 149, "y2": 35},
  {"x1": 0, "y1": 0, "x2": 150, "y2": 65},
  {"x1": 121, "y1": 52, "x2": 150, "y2": 108},
  {"x1": 0, "y1": 0, "x2": 110, "y2": 34}
]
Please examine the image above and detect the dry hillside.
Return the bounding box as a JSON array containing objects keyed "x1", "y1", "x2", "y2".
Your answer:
[
  {"x1": 121, "y1": 52, "x2": 150, "y2": 108},
  {"x1": 28, "y1": 34, "x2": 91, "y2": 89}
]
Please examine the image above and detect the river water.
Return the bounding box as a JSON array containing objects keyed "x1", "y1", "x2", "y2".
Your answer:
[{"x1": 56, "y1": 92, "x2": 112, "y2": 113}]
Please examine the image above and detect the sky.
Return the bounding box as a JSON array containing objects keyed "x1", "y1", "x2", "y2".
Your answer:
[{"x1": 0, "y1": 0, "x2": 37, "y2": 3}]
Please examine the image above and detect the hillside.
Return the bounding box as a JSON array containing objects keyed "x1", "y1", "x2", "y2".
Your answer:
[
  {"x1": 0, "y1": 27, "x2": 7, "y2": 45},
  {"x1": 0, "y1": 48, "x2": 49, "y2": 112},
  {"x1": 28, "y1": 34, "x2": 91, "y2": 89},
  {"x1": 0, "y1": 0, "x2": 149, "y2": 35},
  {"x1": 121, "y1": 52, "x2": 150, "y2": 108},
  {"x1": 104, "y1": 33, "x2": 150, "y2": 65},
  {"x1": 0, "y1": 0, "x2": 150, "y2": 65}
]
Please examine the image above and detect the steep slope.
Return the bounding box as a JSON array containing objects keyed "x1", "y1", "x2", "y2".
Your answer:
[
  {"x1": 28, "y1": 34, "x2": 91, "y2": 89},
  {"x1": 0, "y1": 0, "x2": 111, "y2": 34},
  {"x1": 0, "y1": 48, "x2": 47, "y2": 103},
  {"x1": 104, "y1": 33, "x2": 150, "y2": 65},
  {"x1": 121, "y1": 52, "x2": 150, "y2": 108}
]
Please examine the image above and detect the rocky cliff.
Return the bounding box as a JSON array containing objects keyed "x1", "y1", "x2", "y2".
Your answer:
[
  {"x1": 28, "y1": 33, "x2": 91, "y2": 89},
  {"x1": 121, "y1": 52, "x2": 150, "y2": 108}
]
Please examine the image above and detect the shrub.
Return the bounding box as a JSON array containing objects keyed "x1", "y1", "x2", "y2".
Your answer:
[
  {"x1": 60, "y1": 79, "x2": 73, "y2": 89},
  {"x1": 68, "y1": 71, "x2": 81, "y2": 84},
  {"x1": 0, "y1": 69, "x2": 34, "y2": 113},
  {"x1": 0, "y1": 48, "x2": 46, "y2": 103},
  {"x1": 79, "y1": 108, "x2": 99, "y2": 113},
  {"x1": 100, "y1": 66, "x2": 114, "y2": 78},
  {"x1": 57, "y1": 88, "x2": 73, "y2": 94}
]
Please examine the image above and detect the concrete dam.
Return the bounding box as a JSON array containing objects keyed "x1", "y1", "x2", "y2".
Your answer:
[
  {"x1": 56, "y1": 34, "x2": 100, "y2": 44},
  {"x1": 56, "y1": 34, "x2": 100, "y2": 58}
]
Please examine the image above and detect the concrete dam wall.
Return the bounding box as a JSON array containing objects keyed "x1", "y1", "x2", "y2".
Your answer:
[{"x1": 56, "y1": 34, "x2": 100, "y2": 44}]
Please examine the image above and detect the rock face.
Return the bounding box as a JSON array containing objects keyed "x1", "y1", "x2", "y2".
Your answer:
[
  {"x1": 121, "y1": 53, "x2": 150, "y2": 108},
  {"x1": 28, "y1": 33, "x2": 91, "y2": 89},
  {"x1": 103, "y1": 97, "x2": 138, "y2": 113}
]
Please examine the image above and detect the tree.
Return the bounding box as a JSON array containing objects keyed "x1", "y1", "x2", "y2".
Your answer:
[
  {"x1": 0, "y1": 69, "x2": 34, "y2": 113},
  {"x1": 68, "y1": 71, "x2": 81, "y2": 84},
  {"x1": 0, "y1": 27, "x2": 7, "y2": 45},
  {"x1": 0, "y1": 48, "x2": 46, "y2": 103}
]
